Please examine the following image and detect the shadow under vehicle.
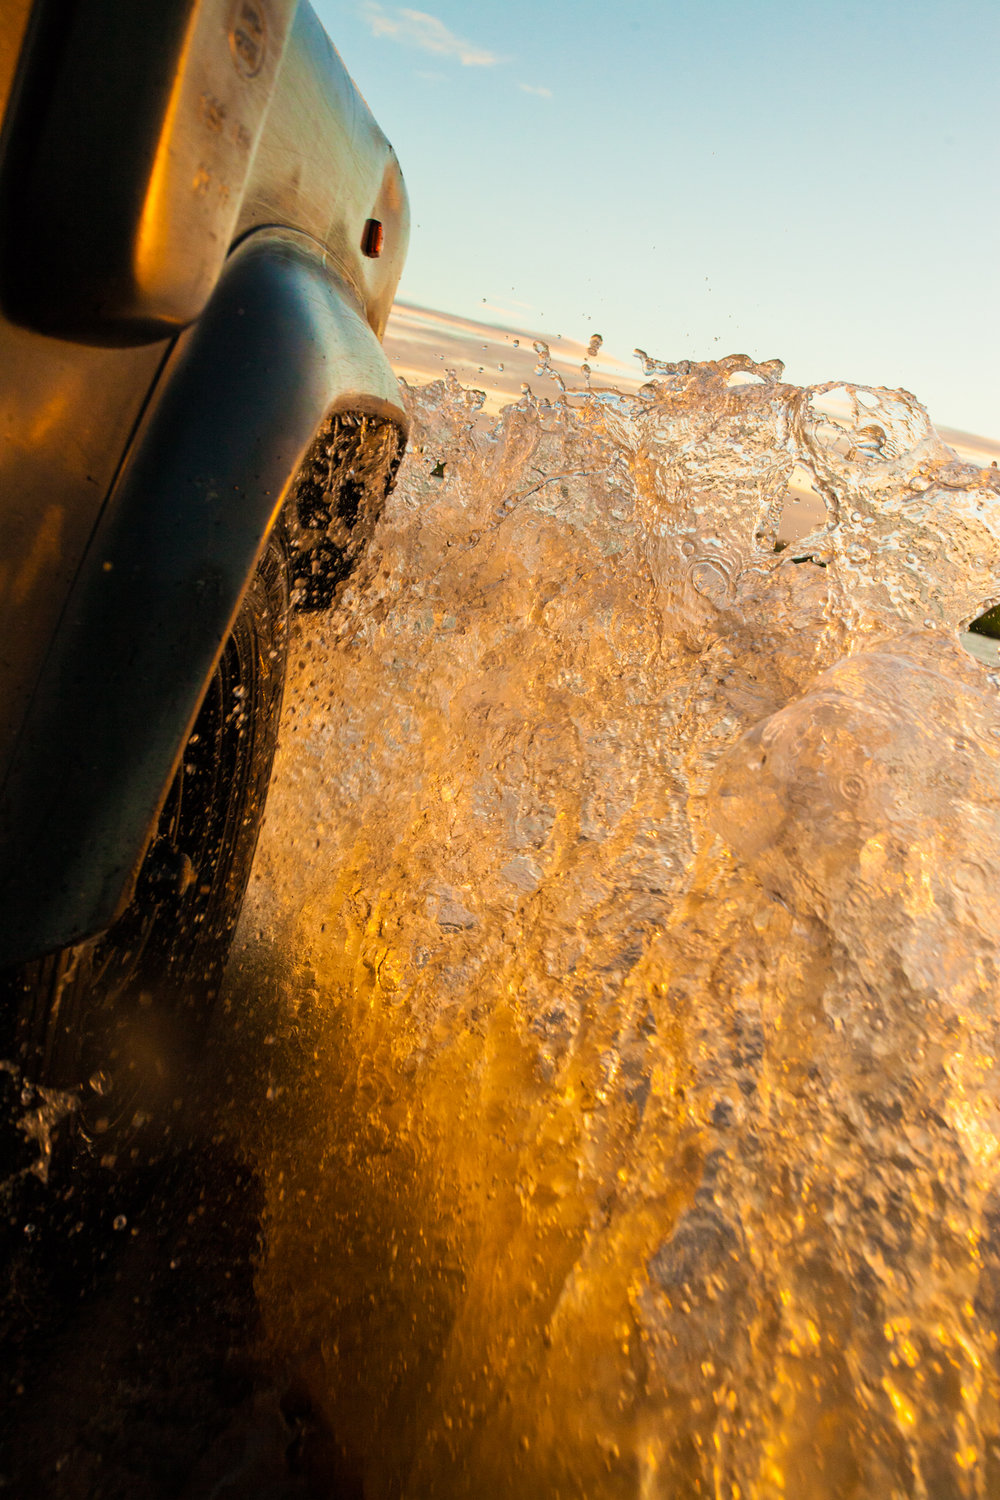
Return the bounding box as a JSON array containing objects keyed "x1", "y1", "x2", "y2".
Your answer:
[{"x1": 0, "y1": 0, "x2": 409, "y2": 1119}]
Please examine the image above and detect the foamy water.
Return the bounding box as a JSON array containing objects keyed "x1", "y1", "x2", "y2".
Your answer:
[{"x1": 232, "y1": 353, "x2": 1000, "y2": 1497}]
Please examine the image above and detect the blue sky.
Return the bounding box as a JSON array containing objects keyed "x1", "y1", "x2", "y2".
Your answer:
[{"x1": 314, "y1": 1, "x2": 999, "y2": 437}]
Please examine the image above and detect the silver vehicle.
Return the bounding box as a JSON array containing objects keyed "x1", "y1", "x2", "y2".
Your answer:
[{"x1": 0, "y1": 0, "x2": 409, "y2": 1123}]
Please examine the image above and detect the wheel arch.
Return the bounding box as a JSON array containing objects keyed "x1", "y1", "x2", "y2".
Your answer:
[{"x1": 0, "y1": 227, "x2": 407, "y2": 968}]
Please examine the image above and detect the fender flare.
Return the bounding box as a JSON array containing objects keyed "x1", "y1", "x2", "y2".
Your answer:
[{"x1": 0, "y1": 227, "x2": 407, "y2": 966}]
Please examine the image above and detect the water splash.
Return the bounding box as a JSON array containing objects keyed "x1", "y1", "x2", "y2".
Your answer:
[
  {"x1": 533, "y1": 338, "x2": 567, "y2": 393},
  {"x1": 232, "y1": 352, "x2": 1000, "y2": 1497},
  {"x1": 1, "y1": 1061, "x2": 77, "y2": 1186}
]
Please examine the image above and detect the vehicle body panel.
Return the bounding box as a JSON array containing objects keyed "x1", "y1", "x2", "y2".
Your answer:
[
  {"x1": 0, "y1": 325, "x2": 170, "y2": 773},
  {"x1": 236, "y1": 2, "x2": 408, "y2": 340},
  {"x1": 1, "y1": 0, "x2": 298, "y2": 339},
  {"x1": 0, "y1": 1, "x2": 410, "y2": 968},
  {"x1": 0, "y1": 0, "x2": 407, "y2": 344}
]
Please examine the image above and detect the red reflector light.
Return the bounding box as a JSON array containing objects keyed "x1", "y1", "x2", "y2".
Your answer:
[{"x1": 362, "y1": 218, "x2": 384, "y2": 257}]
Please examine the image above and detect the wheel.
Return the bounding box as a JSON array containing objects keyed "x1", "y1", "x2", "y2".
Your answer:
[
  {"x1": 285, "y1": 409, "x2": 404, "y2": 611},
  {"x1": 2, "y1": 532, "x2": 289, "y2": 1148}
]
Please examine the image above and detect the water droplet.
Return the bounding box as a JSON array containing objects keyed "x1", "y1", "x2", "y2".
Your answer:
[
  {"x1": 533, "y1": 340, "x2": 554, "y2": 378},
  {"x1": 850, "y1": 424, "x2": 886, "y2": 459},
  {"x1": 689, "y1": 558, "x2": 730, "y2": 603},
  {"x1": 113, "y1": 1214, "x2": 127, "y2": 1231},
  {"x1": 586, "y1": 334, "x2": 604, "y2": 359}
]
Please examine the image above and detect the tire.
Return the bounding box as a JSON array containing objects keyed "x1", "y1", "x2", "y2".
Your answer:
[
  {"x1": 285, "y1": 409, "x2": 404, "y2": 611},
  {"x1": 2, "y1": 532, "x2": 289, "y2": 1148}
]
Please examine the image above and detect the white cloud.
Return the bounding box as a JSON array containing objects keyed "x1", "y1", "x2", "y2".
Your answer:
[
  {"x1": 518, "y1": 83, "x2": 552, "y2": 98},
  {"x1": 360, "y1": 4, "x2": 504, "y2": 66}
]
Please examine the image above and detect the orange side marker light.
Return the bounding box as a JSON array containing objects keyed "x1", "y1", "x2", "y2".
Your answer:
[{"x1": 362, "y1": 218, "x2": 384, "y2": 257}]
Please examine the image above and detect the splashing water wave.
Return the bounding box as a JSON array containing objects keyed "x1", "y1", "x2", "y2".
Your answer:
[{"x1": 232, "y1": 352, "x2": 1000, "y2": 1498}]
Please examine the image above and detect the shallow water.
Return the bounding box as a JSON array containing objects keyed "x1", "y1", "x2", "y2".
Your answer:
[{"x1": 232, "y1": 354, "x2": 1000, "y2": 1498}]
